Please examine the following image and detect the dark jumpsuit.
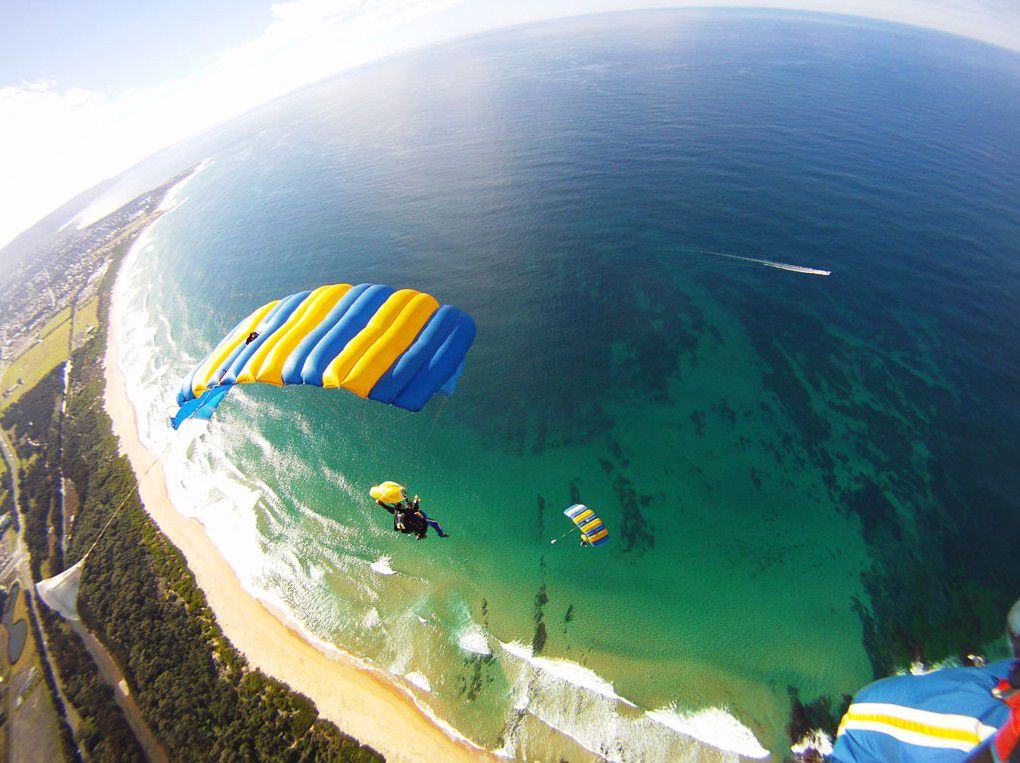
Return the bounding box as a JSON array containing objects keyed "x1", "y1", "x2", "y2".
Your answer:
[{"x1": 378, "y1": 498, "x2": 447, "y2": 539}]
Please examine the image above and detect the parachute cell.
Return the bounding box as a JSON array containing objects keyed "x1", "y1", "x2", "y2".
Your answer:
[
  {"x1": 370, "y1": 481, "x2": 407, "y2": 504},
  {"x1": 831, "y1": 660, "x2": 1014, "y2": 762},
  {"x1": 171, "y1": 283, "x2": 476, "y2": 428}
]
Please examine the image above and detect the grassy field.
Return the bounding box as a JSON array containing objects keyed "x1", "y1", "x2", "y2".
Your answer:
[
  {"x1": 38, "y1": 307, "x2": 71, "y2": 342},
  {"x1": 73, "y1": 297, "x2": 99, "y2": 349},
  {"x1": 1, "y1": 312, "x2": 71, "y2": 412}
]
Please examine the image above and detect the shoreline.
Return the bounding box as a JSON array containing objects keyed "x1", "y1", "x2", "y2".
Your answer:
[{"x1": 103, "y1": 283, "x2": 488, "y2": 762}]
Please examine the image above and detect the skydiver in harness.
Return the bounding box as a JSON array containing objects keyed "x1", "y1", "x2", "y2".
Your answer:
[{"x1": 370, "y1": 482, "x2": 448, "y2": 540}]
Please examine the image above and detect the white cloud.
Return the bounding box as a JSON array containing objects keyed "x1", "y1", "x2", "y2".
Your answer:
[
  {"x1": 0, "y1": 0, "x2": 462, "y2": 249},
  {"x1": 0, "y1": 81, "x2": 122, "y2": 235}
]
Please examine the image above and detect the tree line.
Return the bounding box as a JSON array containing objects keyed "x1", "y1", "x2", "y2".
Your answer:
[{"x1": 2, "y1": 240, "x2": 383, "y2": 761}]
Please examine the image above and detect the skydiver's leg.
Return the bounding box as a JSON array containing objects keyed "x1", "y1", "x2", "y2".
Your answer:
[{"x1": 426, "y1": 519, "x2": 448, "y2": 538}]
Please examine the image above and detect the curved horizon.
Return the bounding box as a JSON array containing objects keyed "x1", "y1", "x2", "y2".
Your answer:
[{"x1": 2, "y1": 1, "x2": 1019, "y2": 258}]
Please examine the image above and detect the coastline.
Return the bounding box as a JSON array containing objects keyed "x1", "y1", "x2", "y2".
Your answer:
[{"x1": 103, "y1": 284, "x2": 488, "y2": 762}]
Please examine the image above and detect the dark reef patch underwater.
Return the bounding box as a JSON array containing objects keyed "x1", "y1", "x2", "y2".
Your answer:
[{"x1": 111, "y1": 8, "x2": 1020, "y2": 756}]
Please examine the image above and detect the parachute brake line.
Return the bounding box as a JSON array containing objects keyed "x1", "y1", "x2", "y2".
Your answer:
[
  {"x1": 550, "y1": 525, "x2": 579, "y2": 544},
  {"x1": 83, "y1": 440, "x2": 174, "y2": 555},
  {"x1": 422, "y1": 396, "x2": 450, "y2": 448}
]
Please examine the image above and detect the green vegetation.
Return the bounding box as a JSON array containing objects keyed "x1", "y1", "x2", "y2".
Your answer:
[
  {"x1": 38, "y1": 605, "x2": 144, "y2": 762},
  {"x1": 1, "y1": 231, "x2": 384, "y2": 761},
  {"x1": 0, "y1": 454, "x2": 10, "y2": 518},
  {"x1": 2, "y1": 366, "x2": 66, "y2": 579},
  {"x1": 1, "y1": 309, "x2": 70, "y2": 411},
  {"x1": 38, "y1": 307, "x2": 72, "y2": 342}
]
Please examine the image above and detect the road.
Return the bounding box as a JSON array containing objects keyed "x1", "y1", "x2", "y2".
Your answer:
[
  {"x1": 0, "y1": 426, "x2": 83, "y2": 747},
  {"x1": 68, "y1": 621, "x2": 168, "y2": 763},
  {"x1": 1, "y1": 351, "x2": 167, "y2": 763}
]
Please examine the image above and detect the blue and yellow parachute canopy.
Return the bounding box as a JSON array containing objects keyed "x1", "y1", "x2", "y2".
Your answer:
[
  {"x1": 831, "y1": 659, "x2": 1014, "y2": 762},
  {"x1": 171, "y1": 283, "x2": 476, "y2": 429},
  {"x1": 564, "y1": 504, "x2": 609, "y2": 546}
]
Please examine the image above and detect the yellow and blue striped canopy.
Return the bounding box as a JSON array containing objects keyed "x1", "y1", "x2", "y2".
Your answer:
[
  {"x1": 831, "y1": 659, "x2": 1013, "y2": 762},
  {"x1": 564, "y1": 504, "x2": 609, "y2": 546},
  {"x1": 171, "y1": 283, "x2": 475, "y2": 428}
]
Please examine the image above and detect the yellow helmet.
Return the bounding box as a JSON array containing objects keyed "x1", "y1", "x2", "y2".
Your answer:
[{"x1": 370, "y1": 481, "x2": 406, "y2": 504}]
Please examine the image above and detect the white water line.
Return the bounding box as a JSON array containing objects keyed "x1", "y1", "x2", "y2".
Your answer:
[{"x1": 683, "y1": 247, "x2": 831, "y2": 276}]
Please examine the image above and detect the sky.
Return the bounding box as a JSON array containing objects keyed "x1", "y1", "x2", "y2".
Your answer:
[{"x1": 1, "y1": 0, "x2": 1018, "y2": 252}]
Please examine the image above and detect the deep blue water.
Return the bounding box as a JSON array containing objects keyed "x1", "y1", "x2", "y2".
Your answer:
[{"x1": 110, "y1": 10, "x2": 1020, "y2": 757}]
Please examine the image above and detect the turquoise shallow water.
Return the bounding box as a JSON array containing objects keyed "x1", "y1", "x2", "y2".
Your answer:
[{"x1": 109, "y1": 10, "x2": 1020, "y2": 758}]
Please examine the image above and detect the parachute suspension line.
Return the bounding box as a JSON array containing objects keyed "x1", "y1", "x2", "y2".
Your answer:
[
  {"x1": 550, "y1": 525, "x2": 578, "y2": 544},
  {"x1": 84, "y1": 440, "x2": 173, "y2": 556},
  {"x1": 422, "y1": 396, "x2": 449, "y2": 448}
]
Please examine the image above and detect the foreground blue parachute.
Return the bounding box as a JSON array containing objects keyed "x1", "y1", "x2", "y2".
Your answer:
[
  {"x1": 831, "y1": 660, "x2": 1014, "y2": 762},
  {"x1": 171, "y1": 283, "x2": 476, "y2": 428}
]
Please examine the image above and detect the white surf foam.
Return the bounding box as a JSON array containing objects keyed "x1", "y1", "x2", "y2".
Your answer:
[
  {"x1": 393, "y1": 681, "x2": 491, "y2": 752},
  {"x1": 500, "y1": 641, "x2": 634, "y2": 705},
  {"x1": 497, "y1": 641, "x2": 769, "y2": 761},
  {"x1": 646, "y1": 705, "x2": 770, "y2": 759},
  {"x1": 370, "y1": 556, "x2": 396, "y2": 576},
  {"x1": 404, "y1": 672, "x2": 432, "y2": 693},
  {"x1": 361, "y1": 607, "x2": 382, "y2": 630},
  {"x1": 457, "y1": 623, "x2": 491, "y2": 656},
  {"x1": 111, "y1": 212, "x2": 270, "y2": 585},
  {"x1": 791, "y1": 729, "x2": 834, "y2": 758}
]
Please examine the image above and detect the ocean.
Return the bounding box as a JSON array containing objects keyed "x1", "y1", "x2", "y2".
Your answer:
[{"x1": 108, "y1": 10, "x2": 1020, "y2": 759}]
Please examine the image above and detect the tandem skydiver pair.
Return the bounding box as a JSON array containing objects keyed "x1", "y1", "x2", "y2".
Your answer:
[
  {"x1": 169, "y1": 281, "x2": 611, "y2": 548},
  {"x1": 370, "y1": 481, "x2": 447, "y2": 540}
]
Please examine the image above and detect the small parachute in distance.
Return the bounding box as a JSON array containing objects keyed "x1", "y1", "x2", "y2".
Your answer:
[
  {"x1": 564, "y1": 504, "x2": 609, "y2": 546},
  {"x1": 171, "y1": 282, "x2": 476, "y2": 428}
]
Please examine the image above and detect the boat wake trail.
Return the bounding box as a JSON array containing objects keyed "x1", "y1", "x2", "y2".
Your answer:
[{"x1": 684, "y1": 248, "x2": 831, "y2": 276}]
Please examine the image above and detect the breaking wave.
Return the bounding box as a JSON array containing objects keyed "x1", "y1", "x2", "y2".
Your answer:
[
  {"x1": 497, "y1": 641, "x2": 767, "y2": 761},
  {"x1": 457, "y1": 622, "x2": 491, "y2": 656},
  {"x1": 647, "y1": 705, "x2": 770, "y2": 759},
  {"x1": 370, "y1": 556, "x2": 396, "y2": 576}
]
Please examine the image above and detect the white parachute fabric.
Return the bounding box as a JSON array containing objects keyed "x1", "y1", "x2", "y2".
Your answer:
[{"x1": 36, "y1": 556, "x2": 87, "y2": 621}]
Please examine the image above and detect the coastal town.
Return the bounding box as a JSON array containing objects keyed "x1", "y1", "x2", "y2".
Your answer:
[
  {"x1": 0, "y1": 171, "x2": 387, "y2": 763},
  {"x1": 0, "y1": 184, "x2": 172, "y2": 374},
  {"x1": 0, "y1": 182, "x2": 175, "y2": 760}
]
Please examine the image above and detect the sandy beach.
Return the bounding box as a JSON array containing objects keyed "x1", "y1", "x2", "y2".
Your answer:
[{"x1": 103, "y1": 303, "x2": 488, "y2": 762}]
